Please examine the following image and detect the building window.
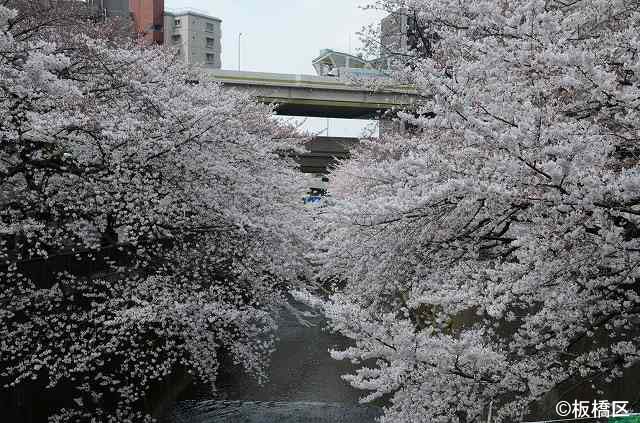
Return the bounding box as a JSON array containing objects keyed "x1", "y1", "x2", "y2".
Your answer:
[
  {"x1": 206, "y1": 22, "x2": 215, "y2": 32},
  {"x1": 174, "y1": 19, "x2": 181, "y2": 27},
  {"x1": 172, "y1": 34, "x2": 181, "y2": 43},
  {"x1": 206, "y1": 37, "x2": 215, "y2": 49},
  {"x1": 206, "y1": 53, "x2": 215, "y2": 63}
]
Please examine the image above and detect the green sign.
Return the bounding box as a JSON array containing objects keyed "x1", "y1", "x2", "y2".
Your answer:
[{"x1": 610, "y1": 415, "x2": 640, "y2": 423}]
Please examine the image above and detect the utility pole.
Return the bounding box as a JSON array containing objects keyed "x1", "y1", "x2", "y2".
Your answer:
[{"x1": 238, "y1": 32, "x2": 243, "y2": 71}]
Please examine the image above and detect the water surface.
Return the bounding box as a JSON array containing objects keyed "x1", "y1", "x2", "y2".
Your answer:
[{"x1": 166, "y1": 302, "x2": 382, "y2": 423}]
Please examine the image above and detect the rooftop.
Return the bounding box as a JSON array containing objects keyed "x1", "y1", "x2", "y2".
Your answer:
[
  {"x1": 164, "y1": 8, "x2": 222, "y2": 22},
  {"x1": 312, "y1": 49, "x2": 367, "y2": 64}
]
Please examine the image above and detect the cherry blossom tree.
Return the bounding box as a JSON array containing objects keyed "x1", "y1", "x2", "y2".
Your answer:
[
  {"x1": 0, "y1": 2, "x2": 311, "y2": 421},
  {"x1": 307, "y1": 1, "x2": 640, "y2": 422}
]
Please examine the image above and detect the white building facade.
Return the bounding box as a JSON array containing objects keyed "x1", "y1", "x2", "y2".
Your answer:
[{"x1": 163, "y1": 10, "x2": 222, "y2": 69}]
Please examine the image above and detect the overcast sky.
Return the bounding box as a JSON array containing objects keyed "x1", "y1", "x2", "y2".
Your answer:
[{"x1": 164, "y1": 0, "x2": 387, "y2": 137}]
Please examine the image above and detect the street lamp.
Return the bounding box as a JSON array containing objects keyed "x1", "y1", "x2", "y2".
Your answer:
[{"x1": 238, "y1": 32, "x2": 243, "y2": 71}]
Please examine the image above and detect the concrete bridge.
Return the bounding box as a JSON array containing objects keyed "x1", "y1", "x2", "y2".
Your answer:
[
  {"x1": 206, "y1": 69, "x2": 420, "y2": 120},
  {"x1": 206, "y1": 70, "x2": 424, "y2": 175},
  {"x1": 296, "y1": 137, "x2": 359, "y2": 174}
]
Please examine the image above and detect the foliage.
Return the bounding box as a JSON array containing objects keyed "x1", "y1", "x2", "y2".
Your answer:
[
  {"x1": 308, "y1": 1, "x2": 640, "y2": 422},
  {"x1": 0, "y1": 2, "x2": 311, "y2": 421}
]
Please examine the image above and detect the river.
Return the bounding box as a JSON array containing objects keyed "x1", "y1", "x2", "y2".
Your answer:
[{"x1": 162, "y1": 301, "x2": 382, "y2": 423}]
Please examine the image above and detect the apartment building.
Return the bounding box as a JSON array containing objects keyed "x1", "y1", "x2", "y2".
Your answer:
[
  {"x1": 129, "y1": 0, "x2": 164, "y2": 44},
  {"x1": 380, "y1": 11, "x2": 410, "y2": 57},
  {"x1": 163, "y1": 9, "x2": 222, "y2": 69},
  {"x1": 86, "y1": 2, "x2": 222, "y2": 68},
  {"x1": 86, "y1": 0, "x2": 129, "y2": 17}
]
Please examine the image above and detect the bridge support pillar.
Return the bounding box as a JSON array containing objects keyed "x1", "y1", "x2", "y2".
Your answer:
[{"x1": 379, "y1": 118, "x2": 408, "y2": 138}]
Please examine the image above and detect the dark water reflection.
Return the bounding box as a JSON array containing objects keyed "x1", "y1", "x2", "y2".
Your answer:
[
  {"x1": 165, "y1": 302, "x2": 382, "y2": 423},
  {"x1": 167, "y1": 400, "x2": 381, "y2": 423}
]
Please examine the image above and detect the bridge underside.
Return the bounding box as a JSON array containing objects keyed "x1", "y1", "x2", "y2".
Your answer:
[
  {"x1": 294, "y1": 137, "x2": 359, "y2": 174},
  {"x1": 259, "y1": 96, "x2": 391, "y2": 119}
]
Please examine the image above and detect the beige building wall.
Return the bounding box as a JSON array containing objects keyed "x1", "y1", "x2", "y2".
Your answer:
[
  {"x1": 163, "y1": 10, "x2": 221, "y2": 69},
  {"x1": 380, "y1": 12, "x2": 408, "y2": 57}
]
